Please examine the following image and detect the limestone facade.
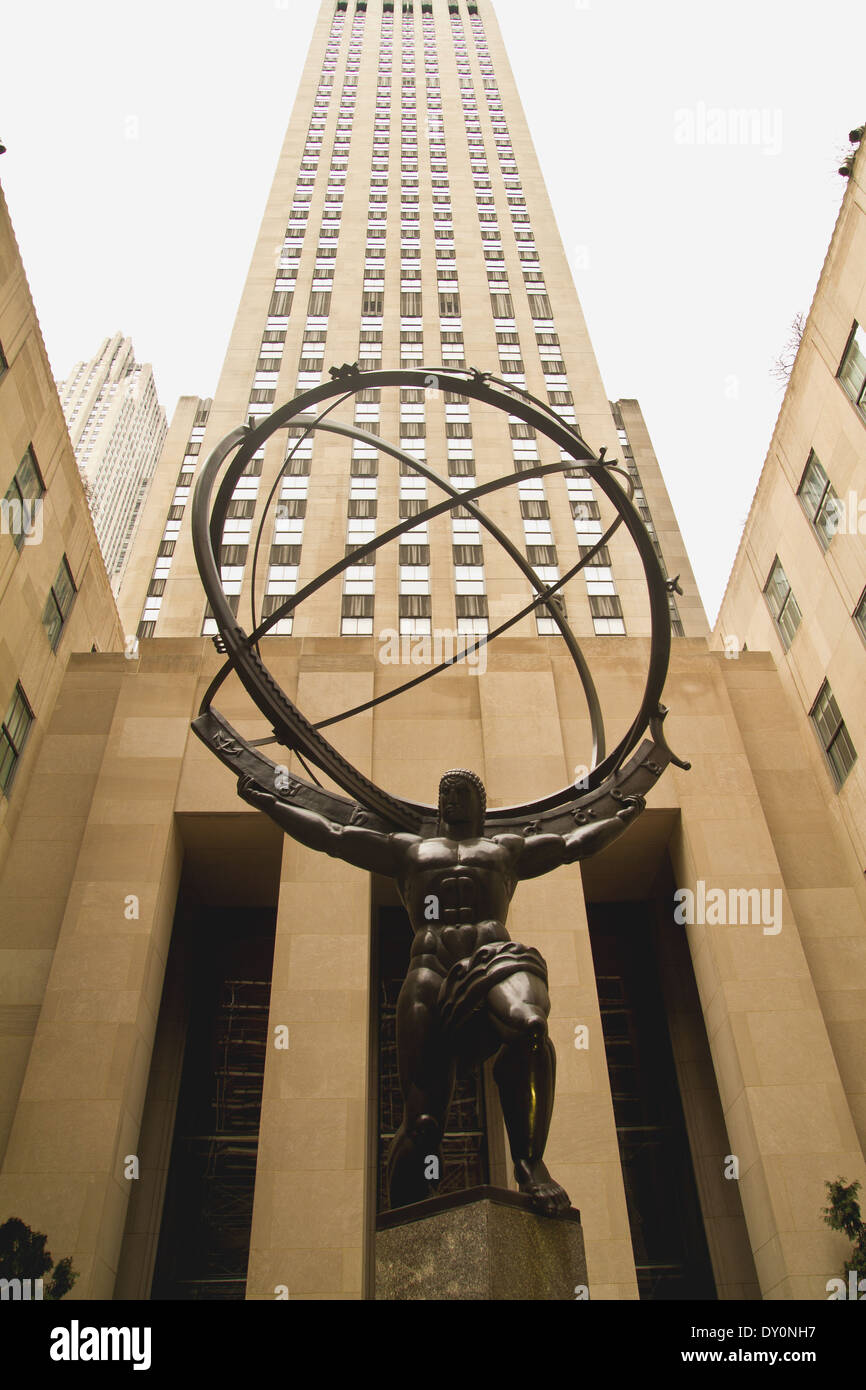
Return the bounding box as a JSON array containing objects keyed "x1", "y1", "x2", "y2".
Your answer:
[
  {"x1": 0, "y1": 185, "x2": 124, "y2": 879},
  {"x1": 0, "y1": 636, "x2": 863, "y2": 1299},
  {"x1": 714, "y1": 139, "x2": 866, "y2": 881}
]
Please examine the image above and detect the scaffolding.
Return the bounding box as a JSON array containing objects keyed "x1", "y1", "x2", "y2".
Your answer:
[{"x1": 162, "y1": 978, "x2": 271, "y2": 1301}]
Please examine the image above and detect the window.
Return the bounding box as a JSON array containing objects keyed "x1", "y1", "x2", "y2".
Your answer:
[
  {"x1": 42, "y1": 555, "x2": 76, "y2": 650},
  {"x1": 269, "y1": 290, "x2": 293, "y2": 317},
  {"x1": 571, "y1": 499, "x2": 601, "y2": 521},
  {"x1": 438, "y1": 290, "x2": 461, "y2": 317},
  {"x1": 227, "y1": 499, "x2": 256, "y2": 521},
  {"x1": 528, "y1": 294, "x2": 553, "y2": 318},
  {"x1": 259, "y1": 594, "x2": 293, "y2": 636},
  {"x1": 838, "y1": 322, "x2": 866, "y2": 418},
  {"x1": 797, "y1": 451, "x2": 840, "y2": 550},
  {"x1": 3, "y1": 447, "x2": 44, "y2": 551},
  {"x1": 810, "y1": 681, "x2": 857, "y2": 788},
  {"x1": 397, "y1": 587, "x2": 431, "y2": 621},
  {"x1": 0, "y1": 683, "x2": 34, "y2": 796},
  {"x1": 592, "y1": 616, "x2": 627, "y2": 636},
  {"x1": 763, "y1": 558, "x2": 802, "y2": 651}
]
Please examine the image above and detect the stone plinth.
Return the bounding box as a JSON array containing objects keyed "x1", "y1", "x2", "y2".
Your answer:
[{"x1": 375, "y1": 1186, "x2": 587, "y2": 1301}]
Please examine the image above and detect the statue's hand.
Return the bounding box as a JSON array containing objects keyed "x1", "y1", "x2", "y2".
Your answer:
[
  {"x1": 238, "y1": 773, "x2": 276, "y2": 808},
  {"x1": 615, "y1": 793, "x2": 645, "y2": 824}
]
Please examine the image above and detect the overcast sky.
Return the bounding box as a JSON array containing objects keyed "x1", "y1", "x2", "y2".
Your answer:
[{"x1": 1, "y1": 0, "x2": 862, "y2": 621}]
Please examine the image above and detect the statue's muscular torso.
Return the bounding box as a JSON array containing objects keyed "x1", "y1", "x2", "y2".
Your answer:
[{"x1": 397, "y1": 834, "x2": 522, "y2": 977}]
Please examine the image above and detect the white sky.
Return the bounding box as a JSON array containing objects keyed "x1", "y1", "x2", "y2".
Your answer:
[{"x1": 1, "y1": 0, "x2": 862, "y2": 621}]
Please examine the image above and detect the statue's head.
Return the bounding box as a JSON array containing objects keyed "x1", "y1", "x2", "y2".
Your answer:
[{"x1": 438, "y1": 769, "x2": 486, "y2": 836}]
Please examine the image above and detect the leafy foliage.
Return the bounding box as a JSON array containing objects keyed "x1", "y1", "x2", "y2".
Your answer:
[{"x1": 822, "y1": 1179, "x2": 866, "y2": 1280}]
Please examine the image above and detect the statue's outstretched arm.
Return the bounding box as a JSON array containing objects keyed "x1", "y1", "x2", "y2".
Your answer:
[
  {"x1": 513, "y1": 796, "x2": 645, "y2": 880},
  {"x1": 238, "y1": 774, "x2": 415, "y2": 876}
]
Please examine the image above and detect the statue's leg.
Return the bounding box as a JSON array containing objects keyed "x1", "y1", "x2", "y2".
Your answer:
[
  {"x1": 387, "y1": 966, "x2": 455, "y2": 1210},
  {"x1": 487, "y1": 972, "x2": 571, "y2": 1215}
]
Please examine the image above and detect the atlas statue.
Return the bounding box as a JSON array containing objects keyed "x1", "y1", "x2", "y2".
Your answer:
[
  {"x1": 239, "y1": 767, "x2": 644, "y2": 1216},
  {"x1": 191, "y1": 366, "x2": 689, "y2": 1222}
]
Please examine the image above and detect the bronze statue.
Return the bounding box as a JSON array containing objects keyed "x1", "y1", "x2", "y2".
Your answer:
[
  {"x1": 238, "y1": 768, "x2": 644, "y2": 1217},
  {"x1": 190, "y1": 369, "x2": 687, "y2": 1235}
]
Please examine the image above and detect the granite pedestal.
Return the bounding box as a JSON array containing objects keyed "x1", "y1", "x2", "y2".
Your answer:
[{"x1": 375, "y1": 1186, "x2": 588, "y2": 1300}]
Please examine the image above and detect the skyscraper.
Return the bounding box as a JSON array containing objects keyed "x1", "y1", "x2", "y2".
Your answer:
[
  {"x1": 2, "y1": 0, "x2": 865, "y2": 1305},
  {"x1": 58, "y1": 334, "x2": 167, "y2": 595},
  {"x1": 118, "y1": 0, "x2": 706, "y2": 647}
]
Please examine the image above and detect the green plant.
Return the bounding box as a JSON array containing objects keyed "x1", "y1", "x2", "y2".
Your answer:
[
  {"x1": 822, "y1": 1179, "x2": 866, "y2": 1280},
  {"x1": 0, "y1": 1216, "x2": 78, "y2": 1299}
]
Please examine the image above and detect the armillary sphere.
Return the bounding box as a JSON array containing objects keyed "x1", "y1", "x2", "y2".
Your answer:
[{"x1": 190, "y1": 364, "x2": 689, "y2": 836}]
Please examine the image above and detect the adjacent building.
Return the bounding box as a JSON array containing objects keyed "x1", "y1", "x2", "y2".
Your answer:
[
  {"x1": 1, "y1": 0, "x2": 864, "y2": 1304},
  {"x1": 0, "y1": 186, "x2": 124, "y2": 879},
  {"x1": 714, "y1": 138, "x2": 866, "y2": 882},
  {"x1": 58, "y1": 334, "x2": 167, "y2": 596}
]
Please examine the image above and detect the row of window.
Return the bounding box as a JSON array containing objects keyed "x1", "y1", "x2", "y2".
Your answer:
[
  {"x1": 765, "y1": 445, "x2": 865, "y2": 646},
  {"x1": 338, "y1": 2, "x2": 481, "y2": 14},
  {"x1": 1, "y1": 351, "x2": 68, "y2": 798},
  {"x1": 0, "y1": 547, "x2": 76, "y2": 797},
  {"x1": 754, "y1": 563, "x2": 858, "y2": 792},
  {"x1": 3, "y1": 448, "x2": 78, "y2": 648},
  {"x1": 758, "y1": 451, "x2": 864, "y2": 788},
  {"x1": 797, "y1": 327, "x2": 865, "y2": 787},
  {"x1": 447, "y1": 13, "x2": 554, "y2": 636},
  {"x1": 139, "y1": 409, "x2": 210, "y2": 639},
  {"x1": 455, "y1": 12, "x2": 630, "y2": 638},
  {"x1": 455, "y1": 14, "x2": 594, "y2": 632},
  {"x1": 0, "y1": 682, "x2": 33, "y2": 797},
  {"x1": 611, "y1": 413, "x2": 685, "y2": 635},
  {"x1": 414, "y1": 16, "x2": 493, "y2": 637},
  {"x1": 236, "y1": 9, "x2": 355, "y2": 633}
]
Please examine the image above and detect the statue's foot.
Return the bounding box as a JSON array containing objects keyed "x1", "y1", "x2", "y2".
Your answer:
[{"x1": 515, "y1": 1159, "x2": 571, "y2": 1217}]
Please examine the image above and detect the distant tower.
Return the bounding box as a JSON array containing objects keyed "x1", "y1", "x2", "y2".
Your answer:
[{"x1": 58, "y1": 333, "x2": 167, "y2": 594}]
